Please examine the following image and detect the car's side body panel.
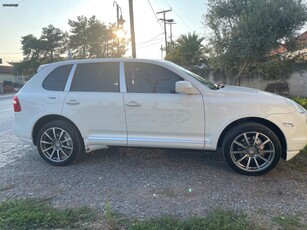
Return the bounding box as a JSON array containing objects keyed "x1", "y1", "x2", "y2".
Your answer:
[
  {"x1": 62, "y1": 92, "x2": 127, "y2": 148},
  {"x1": 14, "y1": 64, "x2": 69, "y2": 144},
  {"x1": 123, "y1": 93, "x2": 205, "y2": 149},
  {"x1": 200, "y1": 89, "x2": 295, "y2": 150}
]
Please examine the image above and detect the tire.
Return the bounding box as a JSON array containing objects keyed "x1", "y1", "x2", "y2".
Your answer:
[
  {"x1": 36, "y1": 120, "x2": 83, "y2": 166},
  {"x1": 222, "y1": 122, "x2": 281, "y2": 176}
]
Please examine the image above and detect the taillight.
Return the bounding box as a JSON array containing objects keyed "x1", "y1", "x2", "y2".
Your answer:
[{"x1": 13, "y1": 95, "x2": 21, "y2": 112}]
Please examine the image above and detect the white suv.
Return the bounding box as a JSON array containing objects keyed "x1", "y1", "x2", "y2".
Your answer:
[{"x1": 13, "y1": 58, "x2": 307, "y2": 176}]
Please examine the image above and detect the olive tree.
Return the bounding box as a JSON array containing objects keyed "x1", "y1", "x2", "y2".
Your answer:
[{"x1": 205, "y1": 0, "x2": 307, "y2": 84}]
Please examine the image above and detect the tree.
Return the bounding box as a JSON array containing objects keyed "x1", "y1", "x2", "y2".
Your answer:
[
  {"x1": 205, "y1": 0, "x2": 307, "y2": 85},
  {"x1": 165, "y1": 32, "x2": 205, "y2": 66},
  {"x1": 21, "y1": 34, "x2": 44, "y2": 60},
  {"x1": 13, "y1": 25, "x2": 67, "y2": 76},
  {"x1": 12, "y1": 15, "x2": 128, "y2": 76},
  {"x1": 87, "y1": 18, "x2": 108, "y2": 58},
  {"x1": 68, "y1": 16, "x2": 127, "y2": 59},
  {"x1": 40, "y1": 25, "x2": 68, "y2": 62},
  {"x1": 68, "y1": 15, "x2": 91, "y2": 58}
]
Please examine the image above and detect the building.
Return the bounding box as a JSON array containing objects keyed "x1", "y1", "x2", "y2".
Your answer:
[
  {"x1": 269, "y1": 31, "x2": 307, "y2": 60},
  {"x1": 269, "y1": 43, "x2": 288, "y2": 56},
  {"x1": 296, "y1": 31, "x2": 307, "y2": 48},
  {"x1": 0, "y1": 65, "x2": 27, "y2": 93}
]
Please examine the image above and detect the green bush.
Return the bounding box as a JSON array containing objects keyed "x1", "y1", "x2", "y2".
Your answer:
[{"x1": 291, "y1": 97, "x2": 307, "y2": 109}]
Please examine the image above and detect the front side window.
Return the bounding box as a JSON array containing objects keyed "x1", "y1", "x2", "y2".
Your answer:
[
  {"x1": 43, "y1": 64, "x2": 72, "y2": 91},
  {"x1": 125, "y1": 62, "x2": 183, "y2": 93},
  {"x1": 71, "y1": 62, "x2": 119, "y2": 92}
]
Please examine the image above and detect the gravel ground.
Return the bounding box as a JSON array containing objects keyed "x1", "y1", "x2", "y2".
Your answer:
[{"x1": 0, "y1": 133, "x2": 307, "y2": 227}]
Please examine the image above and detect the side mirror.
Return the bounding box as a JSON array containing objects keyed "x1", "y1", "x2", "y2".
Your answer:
[{"x1": 175, "y1": 81, "x2": 199, "y2": 95}]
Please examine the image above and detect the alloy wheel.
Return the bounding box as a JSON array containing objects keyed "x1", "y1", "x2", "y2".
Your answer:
[
  {"x1": 229, "y1": 131, "x2": 275, "y2": 173},
  {"x1": 40, "y1": 127, "x2": 74, "y2": 163}
]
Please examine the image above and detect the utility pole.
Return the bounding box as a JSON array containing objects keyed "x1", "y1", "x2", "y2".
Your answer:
[
  {"x1": 156, "y1": 9, "x2": 172, "y2": 53},
  {"x1": 167, "y1": 22, "x2": 176, "y2": 49},
  {"x1": 129, "y1": 0, "x2": 136, "y2": 58},
  {"x1": 160, "y1": 45, "x2": 163, "y2": 60}
]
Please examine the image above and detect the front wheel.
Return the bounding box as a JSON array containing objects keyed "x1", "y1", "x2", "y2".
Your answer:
[
  {"x1": 222, "y1": 122, "x2": 281, "y2": 176},
  {"x1": 36, "y1": 120, "x2": 83, "y2": 166}
]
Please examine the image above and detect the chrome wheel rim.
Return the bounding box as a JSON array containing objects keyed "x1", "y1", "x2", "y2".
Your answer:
[
  {"x1": 40, "y1": 127, "x2": 73, "y2": 163},
  {"x1": 230, "y1": 132, "x2": 275, "y2": 172}
]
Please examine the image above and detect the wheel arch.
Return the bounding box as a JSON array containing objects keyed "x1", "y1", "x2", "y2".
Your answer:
[
  {"x1": 32, "y1": 115, "x2": 83, "y2": 148},
  {"x1": 217, "y1": 117, "x2": 287, "y2": 160}
]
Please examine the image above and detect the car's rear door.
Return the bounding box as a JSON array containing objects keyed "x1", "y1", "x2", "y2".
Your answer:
[
  {"x1": 122, "y1": 61, "x2": 205, "y2": 149},
  {"x1": 62, "y1": 61, "x2": 127, "y2": 146}
]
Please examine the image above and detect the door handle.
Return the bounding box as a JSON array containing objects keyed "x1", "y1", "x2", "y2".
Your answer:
[
  {"x1": 66, "y1": 99, "x2": 80, "y2": 105},
  {"x1": 126, "y1": 101, "x2": 140, "y2": 107}
]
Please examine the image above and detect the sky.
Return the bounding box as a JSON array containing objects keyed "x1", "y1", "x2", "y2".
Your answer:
[{"x1": 0, "y1": 0, "x2": 208, "y2": 65}]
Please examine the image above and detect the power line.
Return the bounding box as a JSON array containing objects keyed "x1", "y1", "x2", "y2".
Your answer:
[
  {"x1": 138, "y1": 38, "x2": 165, "y2": 47},
  {"x1": 147, "y1": 0, "x2": 164, "y2": 30},
  {"x1": 137, "y1": 35, "x2": 179, "y2": 49},
  {"x1": 164, "y1": 0, "x2": 194, "y2": 31},
  {"x1": 137, "y1": 33, "x2": 164, "y2": 46},
  {"x1": 137, "y1": 40, "x2": 165, "y2": 49}
]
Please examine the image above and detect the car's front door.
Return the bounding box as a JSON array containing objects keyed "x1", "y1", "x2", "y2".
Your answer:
[
  {"x1": 122, "y1": 62, "x2": 205, "y2": 149},
  {"x1": 62, "y1": 62, "x2": 127, "y2": 147}
]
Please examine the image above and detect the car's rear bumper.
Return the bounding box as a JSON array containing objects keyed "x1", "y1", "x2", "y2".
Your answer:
[{"x1": 14, "y1": 113, "x2": 34, "y2": 145}]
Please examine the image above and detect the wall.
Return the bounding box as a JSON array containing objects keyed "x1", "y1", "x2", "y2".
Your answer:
[
  {"x1": 286, "y1": 71, "x2": 307, "y2": 97},
  {"x1": 199, "y1": 68, "x2": 307, "y2": 97}
]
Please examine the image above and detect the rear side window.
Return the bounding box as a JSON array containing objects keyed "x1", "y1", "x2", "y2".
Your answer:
[
  {"x1": 43, "y1": 65, "x2": 72, "y2": 91},
  {"x1": 71, "y1": 62, "x2": 119, "y2": 92}
]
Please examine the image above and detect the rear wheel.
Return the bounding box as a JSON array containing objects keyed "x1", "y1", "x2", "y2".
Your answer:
[
  {"x1": 222, "y1": 122, "x2": 281, "y2": 176},
  {"x1": 36, "y1": 120, "x2": 82, "y2": 166}
]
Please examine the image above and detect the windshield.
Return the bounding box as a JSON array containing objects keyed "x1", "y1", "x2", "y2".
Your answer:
[{"x1": 167, "y1": 61, "x2": 218, "y2": 90}]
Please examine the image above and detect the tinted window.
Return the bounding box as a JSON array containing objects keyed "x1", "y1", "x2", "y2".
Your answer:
[
  {"x1": 71, "y1": 62, "x2": 119, "y2": 92},
  {"x1": 125, "y1": 62, "x2": 183, "y2": 93},
  {"x1": 43, "y1": 65, "x2": 72, "y2": 91}
]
